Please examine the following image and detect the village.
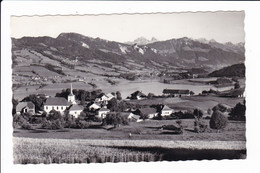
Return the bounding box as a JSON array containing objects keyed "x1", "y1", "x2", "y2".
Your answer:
[{"x1": 13, "y1": 81, "x2": 245, "y2": 134}]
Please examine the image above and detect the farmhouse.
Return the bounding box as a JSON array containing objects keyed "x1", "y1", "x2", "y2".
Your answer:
[
  {"x1": 69, "y1": 104, "x2": 84, "y2": 118},
  {"x1": 44, "y1": 97, "x2": 70, "y2": 114},
  {"x1": 16, "y1": 102, "x2": 35, "y2": 115},
  {"x1": 129, "y1": 91, "x2": 146, "y2": 100},
  {"x1": 89, "y1": 102, "x2": 101, "y2": 110},
  {"x1": 97, "y1": 107, "x2": 110, "y2": 119},
  {"x1": 137, "y1": 107, "x2": 158, "y2": 119},
  {"x1": 95, "y1": 93, "x2": 115, "y2": 104},
  {"x1": 121, "y1": 112, "x2": 141, "y2": 122},
  {"x1": 160, "y1": 105, "x2": 174, "y2": 116},
  {"x1": 163, "y1": 89, "x2": 190, "y2": 97}
]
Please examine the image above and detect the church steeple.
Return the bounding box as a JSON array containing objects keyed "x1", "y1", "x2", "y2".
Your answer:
[
  {"x1": 68, "y1": 83, "x2": 76, "y2": 104},
  {"x1": 70, "y1": 83, "x2": 73, "y2": 95}
]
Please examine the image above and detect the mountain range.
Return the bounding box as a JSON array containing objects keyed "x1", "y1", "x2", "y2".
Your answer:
[{"x1": 12, "y1": 32, "x2": 245, "y2": 71}]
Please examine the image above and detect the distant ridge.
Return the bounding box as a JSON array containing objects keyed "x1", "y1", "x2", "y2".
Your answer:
[{"x1": 208, "y1": 63, "x2": 245, "y2": 77}]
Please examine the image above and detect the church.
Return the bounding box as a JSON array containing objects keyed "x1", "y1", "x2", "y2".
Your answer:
[{"x1": 44, "y1": 84, "x2": 83, "y2": 117}]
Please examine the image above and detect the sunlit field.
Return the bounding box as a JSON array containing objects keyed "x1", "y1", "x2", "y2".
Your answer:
[{"x1": 13, "y1": 137, "x2": 246, "y2": 164}]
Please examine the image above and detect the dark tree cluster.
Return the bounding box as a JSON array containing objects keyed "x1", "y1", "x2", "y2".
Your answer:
[
  {"x1": 21, "y1": 94, "x2": 47, "y2": 112},
  {"x1": 102, "y1": 112, "x2": 129, "y2": 126},
  {"x1": 229, "y1": 101, "x2": 246, "y2": 121}
]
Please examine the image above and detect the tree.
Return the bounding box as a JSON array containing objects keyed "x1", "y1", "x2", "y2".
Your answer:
[
  {"x1": 107, "y1": 98, "x2": 118, "y2": 111},
  {"x1": 21, "y1": 94, "x2": 46, "y2": 112},
  {"x1": 193, "y1": 109, "x2": 203, "y2": 119},
  {"x1": 47, "y1": 110, "x2": 62, "y2": 121},
  {"x1": 193, "y1": 109, "x2": 206, "y2": 133},
  {"x1": 78, "y1": 111, "x2": 87, "y2": 121},
  {"x1": 116, "y1": 91, "x2": 122, "y2": 101},
  {"x1": 234, "y1": 82, "x2": 240, "y2": 89},
  {"x1": 189, "y1": 91, "x2": 195, "y2": 96},
  {"x1": 12, "y1": 98, "x2": 19, "y2": 115},
  {"x1": 209, "y1": 110, "x2": 228, "y2": 131},
  {"x1": 147, "y1": 93, "x2": 155, "y2": 99},
  {"x1": 103, "y1": 113, "x2": 129, "y2": 126},
  {"x1": 207, "y1": 108, "x2": 212, "y2": 115},
  {"x1": 229, "y1": 102, "x2": 246, "y2": 121},
  {"x1": 212, "y1": 103, "x2": 228, "y2": 113}
]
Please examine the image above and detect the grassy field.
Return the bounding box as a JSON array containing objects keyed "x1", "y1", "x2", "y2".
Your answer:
[
  {"x1": 13, "y1": 119, "x2": 246, "y2": 141},
  {"x1": 128, "y1": 95, "x2": 244, "y2": 112},
  {"x1": 13, "y1": 137, "x2": 246, "y2": 164},
  {"x1": 13, "y1": 118, "x2": 246, "y2": 164}
]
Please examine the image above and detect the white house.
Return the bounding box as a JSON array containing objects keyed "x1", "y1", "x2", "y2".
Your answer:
[
  {"x1": 106, "y1": 93, "x2": 115, "y2": 100},
  {"x1": 138, "y1": 107, "x2": 158, "y2": 119},
  {"x1": 44, "y1": 97, "x2": 70, "y2": 114},
  {"x1": 95, "y1": 93, "x2": 115, "y2": 104},
  {"x1": 69, "y1": 104, "x2": 84, "y2": 118},
  {"x1": 97, "y1": 107, "x2": 110, "y2": 119},
  {"x1": 120, "y1": 112, "x2": 141, "y2": 122},
  {"x1": 161, "y1": 105, "x2": 174, "y2": 116},
  {"x1": 89, "y1": 103, "x2": 101, "y2": 110},
  {"x1": 16, "y1": 102, "x2": 35, "y2": 115}
]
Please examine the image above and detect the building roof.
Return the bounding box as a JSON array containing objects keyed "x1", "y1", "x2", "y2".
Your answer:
[
  {"x1": 131, "y1": 114, "x2": 141, "y2": 120},
  {"x1": 16, "y1": 102, "x2": 35, "y2": 112},
  {"x1": 163, "y1": 89, "x2": 190, "y2": 94},
  {"x1": 106, "y1": 93, "x2": 115, "y2": 99},
  {"x1": 89, "y1": 102, "x2": 101, "y2": 108},
  {"x1": 99, "y1": 107, "x2": 110, "y2": 112},
  {"x1": 69, "y1": 104, "x2": 84, "y2": 111},
  {"x1": 139, "y1": 107, "x2": 157, "y2": 115},
  {"x1": 130, "y1": 91, "x2": 146, "y2": 98},
  {"x1": 161, "y1": 105, "x2": 173, "y2": 111},
  {"x1": 45, "y1": 97, "x2": 70, "y2": 106}
]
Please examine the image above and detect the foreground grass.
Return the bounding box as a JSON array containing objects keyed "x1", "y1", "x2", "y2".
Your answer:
[{"x1": 13, "y1": 137, "x2": 246, "y2": 164}]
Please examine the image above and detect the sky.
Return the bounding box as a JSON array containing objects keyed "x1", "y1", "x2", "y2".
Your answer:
[{"x1": 10, "y1": 11, "x2": 245, "y2": 43}]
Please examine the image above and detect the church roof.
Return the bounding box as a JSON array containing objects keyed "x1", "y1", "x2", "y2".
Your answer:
[
  {"x1": 69, "y1": 104, "x2": 84, "y2": 111},
  {"x1": 45, "y1": 97, "x2": 70, "y2": 106}
]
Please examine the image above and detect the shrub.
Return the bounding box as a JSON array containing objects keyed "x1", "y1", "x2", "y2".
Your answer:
[
  {"x1": 75, "y1": 119, "x2": 90, "y2": 129},
  {"x1": 21, "y1": 122, "x2": 33, "y2": 130},
  {"x1": 209, "y1": 110, "x2": 228, "y2": 131},
  {"x1": 229, "y1": 102, "x2": 246, "y2": 121},
  {"x1": 193, "y1": 109, "x2": 203, "y2": 119},
  {"x1": 103, "y1": 113, "x2": 129, "y2": 126},
  {"x1": 212, "y1": 103, "x2": 228, "y2": 113},
  {"x1": 194, "y1": 117, "x2": 207, "y2": 133}
]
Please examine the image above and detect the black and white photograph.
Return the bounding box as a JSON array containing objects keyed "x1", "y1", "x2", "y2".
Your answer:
[
  {"x1": 2, "y1": 1, "x2": 260, "y2": 172},
  {"x1": 10, "y1": 10, "x2": 247, "y2": 164}
]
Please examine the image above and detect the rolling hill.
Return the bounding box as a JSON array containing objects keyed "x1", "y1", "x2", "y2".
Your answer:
[{"x1": 208, "y1": 63, "x2": 245, "y2": 77}]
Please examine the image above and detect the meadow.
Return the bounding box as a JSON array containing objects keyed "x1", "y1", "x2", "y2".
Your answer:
[{"x1": 14, "y1": 119, "x2": 246, "y2": 141}]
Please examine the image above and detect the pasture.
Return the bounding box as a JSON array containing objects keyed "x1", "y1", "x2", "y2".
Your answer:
[
  {"x1": 13, "y1": 119, "x2": 246, "y2": 141},
  {"x1": 128, "y1": 95, "x2": 244, "y2": 113}
]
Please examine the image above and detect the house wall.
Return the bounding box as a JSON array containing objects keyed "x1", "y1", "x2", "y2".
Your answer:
[
  {"x1": 97, "y1": 111, "x2": 109, "y2": 119},
  {"x1": 44, "y1": 105, "x2": 68, "y2": 114},
  {"x1": 161, "y1": 110, "x2": 173, "y2": 116},
  {"x1": 23, "y1": 107, "x2": 35, "y2": 114},
  {"x1": 148, "y1": 113, "x2": 158, "y2": 119},
  {"x1": 69, "y1": 110, "x2": 82, "y2": 118},
  {"x1": 89, "y1": 104, "x2": 100, "y2": 110}
]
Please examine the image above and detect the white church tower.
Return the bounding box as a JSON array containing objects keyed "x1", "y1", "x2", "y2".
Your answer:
[{"x1": 68, "y1": 83, "x2": 76, "y2": 104}]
